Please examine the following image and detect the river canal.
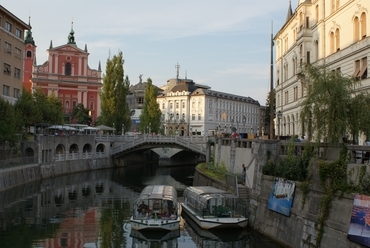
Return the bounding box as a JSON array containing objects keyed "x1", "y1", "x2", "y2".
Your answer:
[{"x1": 0, "y1": 163, "x2": 286, "y2": 248}]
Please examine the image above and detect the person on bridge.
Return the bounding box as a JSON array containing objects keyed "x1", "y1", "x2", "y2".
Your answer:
[{"x1": 242, "y1": 164, "x2": 246, "y2": 185}]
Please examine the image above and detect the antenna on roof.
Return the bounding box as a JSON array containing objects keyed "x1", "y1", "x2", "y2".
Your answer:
[
  {"x1": 185, "y1": 69, "x2": 187, "y2": 79},
  {"x1": 175, "y1": 62, "x2": 180, "y2": 81}
]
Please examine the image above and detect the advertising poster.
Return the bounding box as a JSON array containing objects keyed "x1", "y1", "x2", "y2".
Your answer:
[
  {"x1": 267, "y1": 177, "x2": 295, "y2": 216},
  {"x1": 347, "y1": 194, "x2": 370, "y2": 247}
]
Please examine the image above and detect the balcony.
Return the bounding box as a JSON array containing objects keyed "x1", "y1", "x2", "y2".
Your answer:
[{"x1": 297, "y1": 26, "x2": 312, "y2": 40}]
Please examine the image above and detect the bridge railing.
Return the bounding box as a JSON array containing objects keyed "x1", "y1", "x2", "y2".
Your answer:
[{"x1": 110, "y1": 135, "x2": 207, "y2": 156}]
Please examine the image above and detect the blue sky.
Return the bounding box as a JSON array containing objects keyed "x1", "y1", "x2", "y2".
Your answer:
[{"x1": 6, "y1": 1, "x2": 294, "y2": 105}]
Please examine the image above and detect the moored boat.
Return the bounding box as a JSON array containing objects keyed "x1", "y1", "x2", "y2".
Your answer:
[
  {"x1": 130, "y1": 185, "x2": 181, "y2": 231},
  {"x1": 181, "y1": 186, "x2": 248, "y2": 229}
]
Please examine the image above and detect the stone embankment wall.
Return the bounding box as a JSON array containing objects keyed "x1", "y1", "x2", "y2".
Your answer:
[
  {"x1": 0, "y1": 157, "x2": 112, "y2": 192},
  {"x1": 202, "y1": 140, "x2": 365, "y2": 248}
]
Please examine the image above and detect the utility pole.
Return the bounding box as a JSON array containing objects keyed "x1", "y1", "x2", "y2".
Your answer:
[{"x1": 269, "y1": 21, "x2": 275, "y2": 139}]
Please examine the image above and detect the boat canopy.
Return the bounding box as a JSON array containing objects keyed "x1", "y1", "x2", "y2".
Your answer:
[
  {"x1": 184, "y1": 186, "x2": 237, "y2": 201},
  {"x1": 136, "y1": 185, "x2": 178, "y2": 202}
]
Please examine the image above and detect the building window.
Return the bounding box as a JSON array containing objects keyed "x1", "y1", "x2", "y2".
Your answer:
[
  {"x1": 176, "y1": 101, "x2": 179, "y2": 109},
  {"x1": 198, "y1": 114, "x2": 201, "y2": 120},
  {"x1": 137, "y1": 97, "x2": 144, "y2": 104},
  {"x1": 335, "y1": 29, "x2": 340, "y2": 51},
  {"x1": 15, "y1": 28, "x2": 21, "y2": 38},
  {"x1": 284, "y1": 91, "x2": 288, "y2": 104},
  {"x1": 182, "y1": 113, "x2": 185, "y2": 120},
  {"x1": 170, "y1": 102, "x2": 173, "y2": 109},
  {"x1": 182, "y1": 101, "x2": 185, "y2": 108},
  {"x1": 90, "y1": 101, "x2": 94, "y2": 110},
  {"x1": 315, "y1": 5, "x2": 319, "y2": 23},
  {"x1": 5, "y1": 21, "x2": 12, "y2": 32},
  {"x1": 354, "y1": 16, "x2": 360, "y2": 42},
  {"x1": 5, "y1": 42, "x2": 11, "y2": 54},
  {"x1": 15, "y1": 47, "x2": 21, "y2": 58},
  {"x1": 13, "y1": 88, "x2": 20, "y2": 98},
  {"x1": 66, "y1": 101, "x2": 70, "y2": 110},
  {"x1": 192, "y1": 101, "x2": 195, "y2": 108},
  {"x1": 162, "y1": 103, "x2": 165, "y2": 109},
  {"x1": 307, "y1": 51, "x2": 310, "y2": 64},
  {"x1": 361, "y1": 12, "x2": 367, "y2": 39},
  {"x1": 3, "y1": 63, "x2": 11, "y2": 75},
  {"x1": 359, "y1": 57, "x2": 368, "y2": 79},
  {"x1": 72, "y1": 101, "x2": 76, "y2": 108},
  {"x1": 192, "y1": 114, "x2": 195, "y2": 120},
  {"x1": 176, "y1": 113, "x2": 179, "y2": 120},
  {"x1": 301, "y1": 82, "x2": 304, "y2": 98},
  {"x1": 3, "y1": 85, "x2": 10, "y2": 96},
  {"x1": 26, "y1": 50, "x2": 32, "y2": 58},
  {"x1": 65, "y1": 62, "x2": 71, "y2": 75},
  {"x1": 14, "y1": 67, "x2": 20, "y2": 78},
  {"x1": 294, "y1": 86, "x2": 298, "y2": 101}
]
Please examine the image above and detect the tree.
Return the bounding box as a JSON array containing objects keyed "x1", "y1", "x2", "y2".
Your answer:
[
  {"x1": 33, "y1": 88, "x2": 64, "y2": 124},
  {"x1": 14, "y1": 88, "x2": 41, "y2": 133},
  {"x1": 99, "y1": 51, "x2": 131, "y2": 134},
  {"x1": 300, "y1": 64, "x2": 364, "y2": 144},
  {"x1": 0, "y1": 98, "x2": 19, "y2": 147},
  {"x1": 72, "y1": 103, "x2": 92, "y2": 125},
  {"x1": 139, "y1": 78, "x2": 162, "y2": 134}
]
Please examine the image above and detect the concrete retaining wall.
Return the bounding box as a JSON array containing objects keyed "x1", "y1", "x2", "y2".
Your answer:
[
  {"x1": 0, "y1": 157, "x2": 112, "y2": 192},
  {"x1": 208, "y1": 141, "x2": 364, "y2": 248}
]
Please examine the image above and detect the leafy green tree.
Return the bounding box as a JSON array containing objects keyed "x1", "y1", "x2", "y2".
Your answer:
[
  {"x1": 33, "y1": 88, "x2": 64, "y2": 124},
  {"x1": 72, "y1": 103, "x2": 92, "y2": 125},
  {"x1": 139, "y1": 78, "x2": 161, "y2": 133},
  {"x1": 100, "y1": 51, "x2": 131, "y2": 134},
  {"x1": 0, "y1": 98, "x2": 19, "y2": 147},
  {"x1": 14, "y1": 88, "x2": 41, "y2": 132},
  {"x1": 264, "y1": 90, "x2": 275, "y2": 138},
  {"x1": 300, "y1": 64, "x2": 362, "y2": 144}
]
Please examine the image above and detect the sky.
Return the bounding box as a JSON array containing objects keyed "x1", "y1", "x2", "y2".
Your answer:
[{"x1": 5, "y1": 0, "x2": 295, "y2": 105}]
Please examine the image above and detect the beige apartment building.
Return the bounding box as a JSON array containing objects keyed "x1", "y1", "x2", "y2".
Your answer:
[
  {"x1": 0, "y1": 5, "x2": 28, "y2": 104},
  {"x1": 274, "y1": 0, "x2": 369, "y2": 142}
]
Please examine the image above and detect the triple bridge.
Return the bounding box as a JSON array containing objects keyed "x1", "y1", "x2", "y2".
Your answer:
[{"x1": 110, "y1": 135, "x2": 207, "y2": 157}]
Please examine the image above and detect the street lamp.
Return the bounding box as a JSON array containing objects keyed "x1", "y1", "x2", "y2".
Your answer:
[
  {"x1": 277, "y1": 111, "x2": 282, "y2": 138},
  {"x1": 242, "y1": 115, "x2": 246, "y2": 134},
  {"x1": 113, "y1": 123, "x2": 115, "y2": 135},
  {"x1": 164, "y1": 123, "x2": 166, "y2": 135},
  {"x1": 149, "y1": 123, "x2": 151, "y2": 134},
  {"x1": 122, "y1": 123, "x2": 124, "y2": 136}
]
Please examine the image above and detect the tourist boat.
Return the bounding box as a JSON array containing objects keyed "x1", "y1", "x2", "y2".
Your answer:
[
  {"x1": 181, "y1": 186, "x2": 248, "y2": 229},
  {"x1": 130, "y1": 185, "x2": 181, "y2": 231}
]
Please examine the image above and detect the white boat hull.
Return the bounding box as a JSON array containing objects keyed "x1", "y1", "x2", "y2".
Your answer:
[
  {"x1": 181, "y1": 203, "x2": 248, "y2": 229},
  {"x1": 130, "y1": 217, "x2": 180, "y2": 231}
]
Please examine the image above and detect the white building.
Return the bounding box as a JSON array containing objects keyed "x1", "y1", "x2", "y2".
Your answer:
[
  {"x1": 157, "y1": 77, "x2": 261, "y2": 136},
  {"x1": 274, "y1": 0, "x2": 369, "y2": 140}
]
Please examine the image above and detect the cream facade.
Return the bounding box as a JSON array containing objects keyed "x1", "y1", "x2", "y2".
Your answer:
[
  {"x1": 157, "y1": 78, "x2": 261, "y2": 136},
  {"x1": 274, "y1": 0, "x2": 369, "y2": 140}
]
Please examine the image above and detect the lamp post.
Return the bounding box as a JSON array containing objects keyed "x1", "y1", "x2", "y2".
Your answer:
[
  {"x1": 149, "y1": 123, "x2": 151, "y2": 134},
  {"x1": 164, "y1": 123, "x2": 166, "y2": 135},
  {"x1": 277, "y1": 111, "x2": 282, "y2": 138},
  {"x1": 121, "y1": 123, "x2": 124, "y2": 136},
  {"x1": 113, "y1": 123, "x2": 115, "y2": 135},
  {"x1": 242, "y1": 115, "x2": 246, "y2": 134}
]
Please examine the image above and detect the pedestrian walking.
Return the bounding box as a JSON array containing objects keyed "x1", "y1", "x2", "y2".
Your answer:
[{"x1": 242, "y1": 164, "x2": 246, "y2": 185}]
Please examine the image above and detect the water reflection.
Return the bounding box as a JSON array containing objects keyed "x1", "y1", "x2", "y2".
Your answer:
[{"x1": 0, "y1": 164, "x2": 284, "y2": 248}]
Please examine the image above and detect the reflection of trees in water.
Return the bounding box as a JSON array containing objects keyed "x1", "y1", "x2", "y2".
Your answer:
[{"x1": 98, "y1": 199, "x2": 130, "y2": 248}]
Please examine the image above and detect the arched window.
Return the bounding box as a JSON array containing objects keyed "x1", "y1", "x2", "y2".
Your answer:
[
  {"x1": 299, "y1": 12, "x2": 304, "y2": 29},
  {"x1": 354, "y1": 17, "x2": 360, "y2": 42},
  {"x1": 315, "y1": 40, "x2": 319, "y2": 61},
  {"x1": 330, "y1": 32, "x2": 335, "y2": 54},
  {"x1": 66, "y1": 101, "x2": 69, "y2": 110},
  {"x1": 361, "y1": 12, "x2": 367, "y2": 39},
  {"x1": 65, "y1": 62, "x2": 71, "y2": 76},
  {"x1": 26, "y1": 50, "x2": 32, "y2": 58},
  {"x1": 335, "y1": 28, "x2": 340, "y2": 51}
]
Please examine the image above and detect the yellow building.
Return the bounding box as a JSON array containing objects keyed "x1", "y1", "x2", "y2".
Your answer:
[{"x1": 274, "y1": 0, "x2": 369, "y2": 141}]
